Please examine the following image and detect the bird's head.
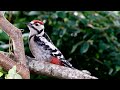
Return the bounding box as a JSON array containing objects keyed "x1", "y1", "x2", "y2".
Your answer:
[{"x1": 27, "y1": 20, "x2": 45, "y2": 36}]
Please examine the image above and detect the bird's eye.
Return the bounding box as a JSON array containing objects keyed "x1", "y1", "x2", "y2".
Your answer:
[{"x1": 35, "y1": 23, "x2": 39, "y2": 26}]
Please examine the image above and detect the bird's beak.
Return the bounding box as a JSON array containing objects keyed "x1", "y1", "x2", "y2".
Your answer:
[
  {"x1": 26, "y1": 22, "x2": 32, "y2": 27},
  {"x1": 26, "y1": 23, "x2": 31, "y2": 26}
]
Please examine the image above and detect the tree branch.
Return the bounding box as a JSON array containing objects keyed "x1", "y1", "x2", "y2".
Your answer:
[
  {"x1": 0, "y1": 11, "x2": 30, "y2": 79},
  {"x1": 27, "y1": 57, "x2": 97, "y2": 79},
  {"x1": 0, "y1": 52, "x2": 29, "y2": 79},
  {"x1": 0, "y1": 11, "x2": 27, "y2": 66},
  {"x1": 0, "y1": 50, "x2": 98, "y2": 79}
]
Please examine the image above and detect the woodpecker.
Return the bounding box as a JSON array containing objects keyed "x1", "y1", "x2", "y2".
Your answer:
[{"x1": 27, "y1": 20, "x2": 74, "y2": 69}]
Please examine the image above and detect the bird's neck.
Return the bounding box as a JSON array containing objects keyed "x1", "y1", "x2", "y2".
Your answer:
[
  {"x1": 29, "y1": 28, "x2": 44, "y2": 36},
  {"x1": 36, "y1": 29, "x2": 45, "y2": 37},
  {"x1": 29, "y1": 29, "x2": 45, "y2": 41}
]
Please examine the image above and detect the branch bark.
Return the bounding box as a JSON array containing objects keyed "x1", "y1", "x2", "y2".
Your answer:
[
  {"x1": 27, "y1": 56, "x2": 97, "y2": 79},
  {"x1": 0, "y1": 53, "x2": 29, "y2": 79},
  {"x1": 0, "y1": 52, "x2": 97, "y2": 79},
  {"x1": 0, "y1": 11, "x2": 26, "y2": 66}
]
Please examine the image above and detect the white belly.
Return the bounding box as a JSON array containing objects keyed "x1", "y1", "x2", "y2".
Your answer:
[{"x1": 29, "y1": 37, "x2": 51, "y2": 62}]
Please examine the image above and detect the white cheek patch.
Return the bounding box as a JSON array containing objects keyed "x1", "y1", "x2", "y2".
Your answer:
[{"x1": 40, "y1": 25, "x2": 44, "y2": 29}]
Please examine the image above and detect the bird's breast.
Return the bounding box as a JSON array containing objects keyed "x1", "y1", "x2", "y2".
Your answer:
[{"x1": 29, "y1": 37, "x2": 51, "y2": 62}]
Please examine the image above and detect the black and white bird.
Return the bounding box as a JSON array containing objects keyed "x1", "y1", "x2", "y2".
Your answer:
[{"x1": 27, "y1": 20, "x2": 74, "y2": 69}]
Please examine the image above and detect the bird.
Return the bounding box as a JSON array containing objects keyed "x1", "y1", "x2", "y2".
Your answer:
[{"x1": 27, "y1": 20, "x2": 74, "y2": 69}]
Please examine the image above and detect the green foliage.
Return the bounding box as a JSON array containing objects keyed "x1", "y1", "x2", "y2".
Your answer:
[
  {"x1": 80, "y1": 41, "x2": 90, "y2": 54},
  {"x1": 5, "y1": 66, "x2": 22, "y2": 79},
  {"x1": 0, "y1": 66, "x2": 7, "y2": 79},
  {"x1": 0, "y1": 72, "x2": 3, "y2": 77},
  {"x1": 1, "y1": 11, "x2": 120, "y2": 79},
  {"x1": 0, "y1": 67, "x2": 3, "y2": 77}
]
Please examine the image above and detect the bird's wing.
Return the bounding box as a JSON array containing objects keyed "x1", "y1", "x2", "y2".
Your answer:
[
  {"x1": 43, "y1": 32, "x2": 54, "y2": 44},
  {"x1": 34, "y1": 35, "x2": 65, "y2": 59}
]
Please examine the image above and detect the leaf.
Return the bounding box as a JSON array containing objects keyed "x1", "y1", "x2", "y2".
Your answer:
[
  {"x1": 70, "y1": 41, "x2": 83, "y2": 54},
  {"x1": 57, "y1": 12, "x2": 66, "y2": 18},
  {"x1": 96, "y1": 53, "x2": 99, "y2": 59},
  {"x1": 28, "y1": 11, "x2": 40, "y2": 16},
  {"x1": 0, "y1": 30, "x2": 9, "y2": 41},
  {"x1": 5, "y1": 66, "x2": 22, "y2": 79},
  {"x1": 108, "y1": 68, "x2": 113, "y2": 75},
  {"x1": 115, "y1": 66, "x2": 120, "y2": 72},
  {"x1": 56, "y1": 39, "x2": 61, "y2": 47},
  {"x1": 80, "y1": 41, "x2": 90, "y2": 54},
  {"x1": 0, "y1": 66, "x2": 3, "y2": 71},
  {"x1": 67, "y1": 20, "x2": 76, "y2": 26},
  {"x1": 14, "y1": 74, "x2": 22, "y2": 79},
  {"x1": 8, "y1": 66, "x2": 16, "y2": 73},
  {"x1": 0, "y1": 72, "x2": 3, "y2": 77},
  {"x1": 99, "y1": 40, "x2": 110, "y2": 50}
]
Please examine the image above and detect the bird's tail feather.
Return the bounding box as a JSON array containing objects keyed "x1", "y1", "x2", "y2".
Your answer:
[{"x1": 61, "y1": 60, "x2": 75, "y2": 69}]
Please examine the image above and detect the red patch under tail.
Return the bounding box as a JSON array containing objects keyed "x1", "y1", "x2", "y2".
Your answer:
[{"x1": 50, "y1": 57, "x2": 63, "y2": 65}]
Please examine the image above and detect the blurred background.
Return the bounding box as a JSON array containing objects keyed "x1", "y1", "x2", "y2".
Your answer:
[{"x1": 1, "y1": 11, "x2": 120, "y2": 79}]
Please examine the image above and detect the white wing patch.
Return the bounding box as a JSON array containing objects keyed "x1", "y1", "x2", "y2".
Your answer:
[
  {"x1": 39, "y1": 36, "x2": 64, "y2": 60},
  {"x1": 39, "y1": 37, "x2": 59, "y2": 50}
]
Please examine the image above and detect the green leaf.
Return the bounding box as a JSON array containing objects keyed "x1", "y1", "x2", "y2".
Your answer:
[
  {"x1": 70, "y1": 41, "x2": 83, "y2": 54},
  {"x1": 96, "y1": 53, "x2": 99, "y2": 59},
  {"x1": 80, "y1": 41, "x2": 90, "y2": 54},
  {"x1": 14, "y1": 73, "x2": 22, "y2": 79},
  {"x1": 108, "y1": 68, "x2": 113, "y2": 75},
  {"x1": 0, "y1": 66, "x2": 7, "y2": 74},
  {"x1": 28, "y1": 11, "x2": 40, "y2": 16},
  {"x1": 56, "y1": 39, "x2": 61, "y2": 47},
  {"x1": 57, "y1": 12, "x2": 66, "y2": 18},
  {"x1": 0, "y1": 30, "x2": 9, "y2": 41},
  {"x1": 99, "y1": 40, "x2": 110, "y2": 50},
  {"x1": 115, "y1": 66, "x2": 120, "y2": 72},
  {"x1": 0, "y1": 72, "x2": 3, "y2": 77},
  {"x1": 5, "y1": 66, "x2": 22, "y2": 79},
  {"x1": 0, "y1": 66, "x2": 3, "y2": 71}
]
